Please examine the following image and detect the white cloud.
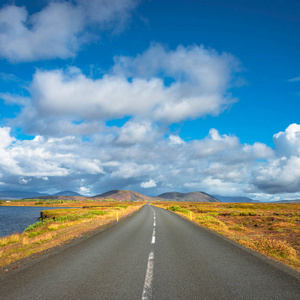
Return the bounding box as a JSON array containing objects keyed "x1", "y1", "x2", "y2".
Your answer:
[
  {"x1": 141, "y1": 179, "x2": 156, "y2": 188},
  {"x1": 111, "y1": 162, "x2": 155, "y2": 179},
  {"x1": 191, "y1": 129, "x2": 240, "y2": 158},
  {"x1": 250, "y1": 124, "x2": 300, "y2": 194},
  {"x1": 0, "y1": 0, "x2": 138, "y2": 62},
  {"x1": 169, "y1": 135, "x2": 185, "y2": 145},
  {"x1": 273, "y1": 123, "x2": 300, "y2": 156},
  {"x1": 251, "y1": 142, "x2": 274, "y2": 158},
  {"x1": 0, "y1": 129, "x2": 104, "y2": 178},
  {"x1": 19, "y1": 177, "x2": 31, "y2": 184},
  {"x1": 29, "y1": 67, "x2": 166, "y2": 119},
  {"x1": 113, "y1": 44, "x2": 241, "y2": 122},
  {"x1": 252, "y1": 156, "x2": 300, "y2": 193},
  {"x1": 0, "y1": 127, "x2": 15, "y2": 148},
  {"x1": 11, "y1": 43, "x2": 241, "y2": 133},
  {"x1": 116, "y1": 120, "x2": 157, "y2": 145},
  {"x1": 79, "y1": 186, "x2": 92, "y2": 196}
]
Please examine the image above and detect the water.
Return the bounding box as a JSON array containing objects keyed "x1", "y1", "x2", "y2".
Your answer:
[{"x1": 0, "y1": 206, "x2": 64, "y2": 237}]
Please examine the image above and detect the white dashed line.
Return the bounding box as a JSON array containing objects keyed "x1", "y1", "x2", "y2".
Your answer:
[
  {"x1": 142, "y1": 252, "x2": 154, "y2": 300},
  {"x1": 151, "y1": 228, "x2": 156, "y2": 244},
  {"x1": 151, "y1": 235, "x2": 155, "y2": 244},
  {"x1": 142, "y1": 206, "x2": 156, "y2": 298}
]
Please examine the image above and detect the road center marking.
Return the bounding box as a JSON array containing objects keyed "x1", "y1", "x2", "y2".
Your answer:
[
  {"x1": 151, "y1": 229, "x2": 155, "y2": 244},
  {"x1": 142, "y1": 252, "x2": 154, "y2": 300},
  {"x1": 151, "y1": 228, "x2": 156, "y2": 244}
]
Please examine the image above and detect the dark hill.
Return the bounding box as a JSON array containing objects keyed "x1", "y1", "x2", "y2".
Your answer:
[
  {"x1": 155, "y1": 191, "x2": 220, "y2": 202},
  {"x1": 273, "y1": 199, "x2": 300, "y2": 203},
  {"x1": 213, "y1": 195, "x2": 259, "y2": 203},
  {"x1": 23, "y1": 195, "x2": 88, "y2": 201},
  {"x1": 53, "y1": 190, "x2": 83, "y2": 196},
  {"x1": 0, "y1": 191, "x2": 49, "y2": 200},
  {"x1": 92, "y1": 190, "x2": 151, "y2": 201}
]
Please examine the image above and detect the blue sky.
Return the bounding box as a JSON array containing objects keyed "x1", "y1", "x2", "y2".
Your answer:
[{"x1": 0, "y1": 0, "x2": 299, "y2": 200}]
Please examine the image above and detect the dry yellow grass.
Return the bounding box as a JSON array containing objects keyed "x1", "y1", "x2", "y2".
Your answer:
[
  {"x1": 152, "y1": 201, "x2": 300, "y2": 271},
  {"x1": 0, "y1": 234, "x2": 20, "y2": 247},
  {"x1": 0, "y1": 202, "x2": 144, "y2": 269}
]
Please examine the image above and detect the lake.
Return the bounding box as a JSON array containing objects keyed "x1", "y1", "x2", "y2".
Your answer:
[{"x1": 0, "y1": 206, "x2": 63, "y2": 237}]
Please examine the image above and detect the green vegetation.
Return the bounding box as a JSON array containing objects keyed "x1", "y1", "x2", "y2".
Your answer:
[{"x1": 167, "y1": 205, "x2": 190, "y2": 214}]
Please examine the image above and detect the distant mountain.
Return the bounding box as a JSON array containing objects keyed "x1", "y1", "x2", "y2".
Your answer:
[
  {"x1": 0, "y1": 191, "x2": 49, "y2": 200},
  {"x1": 272, "y1": 199, "x2": 300, "y2": 204},
  {"x1": 155, "y1": 191, "x2": 220, "y2": 202},
  {"x1": 213, "y1": 195, "x2": 259, "y2": 203},
  {"x1": 3, "y1": 189, "x2": 267, "y2": 203},
  {"x1": 53, "y1": 190, "x2": 83, "y2": 196},
  {"x1": 92, "y1": 190, "x2": 151, "y2": 201},
  {"x1": 23, "y1": 195, "x2": 88, "y2": 201}
]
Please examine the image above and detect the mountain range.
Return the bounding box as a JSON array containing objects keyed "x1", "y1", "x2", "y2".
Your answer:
[
  {"x1": 0, "y1": 189, "x2": 220, "y2": 202},
  {"x1": 92, "y1": 190, "x2": 152, "y2": 202},
  {"x1": 155, "y1": 191, "x2": 219, "y2": 202},
  {"x1": 0, "y1": 190, "x2": 83, "y2": 200},
  {"x1": 213, "y1": 195, "x2": 259, "y2": 203},
  {"x1": 1, "y1": 189, "x2": 298, "y2": 203}
]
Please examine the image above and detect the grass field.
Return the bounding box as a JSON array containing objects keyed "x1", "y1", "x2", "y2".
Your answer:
[
  {"x1": 1, "y1": 199, "x2": 109, "y2": 207},
  {"x1": 152, "y1": 201, "x2": 300, "y2": 271},
  {"x1": 0, "y1": 201, "x2": 143, "y2": 269},
  {"x1": 2, "y1": 200, "x2": 299, "y2": 273}
]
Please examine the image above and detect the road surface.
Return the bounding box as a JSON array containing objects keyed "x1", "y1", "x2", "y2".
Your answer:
[{"x1": 1, "y1": 205, "x2": 299, "y2": 299}]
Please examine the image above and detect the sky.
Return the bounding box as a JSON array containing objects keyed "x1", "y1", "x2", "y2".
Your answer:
[{"x1": 0, "y1": 0, "x2": 299, "y2": 200}]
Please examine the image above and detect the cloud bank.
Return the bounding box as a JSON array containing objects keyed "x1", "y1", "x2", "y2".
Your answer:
[{"x1": 1, "y1": 122, "x2": 300, "y2": 200}]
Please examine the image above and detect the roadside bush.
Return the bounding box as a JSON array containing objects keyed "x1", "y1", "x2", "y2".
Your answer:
[
  {"x1": 239, "y1": 211, "x2": 258, "y2": 216},
  {"x1": 168, "y1": 205, "x2": 189, "y2": 214},
  {"x1": 81, "y1": 210, "x2": 107, "y2": 218},
  {"x1": 241, "y1": 238, "x2": 297, "y2": 260},
  {"x1": 24, "y1": 219, "x2": 53, "y2": 232}
]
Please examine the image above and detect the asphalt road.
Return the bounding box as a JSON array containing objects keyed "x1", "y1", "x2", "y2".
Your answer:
[{"x1": 1, "y1": 205, "x2": 299, "y2": 300}]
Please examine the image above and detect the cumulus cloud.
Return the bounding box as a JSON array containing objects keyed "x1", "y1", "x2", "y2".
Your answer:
[
  {"x1": 111, "y1": 162, "x2": 155, "y2": 179},
  {"x1": 0, "y1": 130, "x2": 104, "y2": 178},
  {"x1": 116, "y1": 120, "x2": 158, "y2": 145},
  {"x1": 0, "y1": 127, "x2": 15, "y2": 148},
  {"x1": 141, "y1": 179, "x2": 156, "y2": 188},
  {"x1": 252, "y1": 124, "x2": 300, "y2": 194},
  {"x1": 169, "y1": 135, "x2": 185, "y2": 145},
  {"x1": 113, "y1": 44, "x2": 241, "y2": 122},
  {"x1": 10, "y1": 44, "x2": 241, "y2": 134},
  {"x1": 0, "y1": 0, "x2": 138, "y2": 62},
  {"x1": 273, "y1": 123, "x2": 300, "y2": 156},
  {"x1": 252, "y1": 156, "x2": 300, "y2": 194}
]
